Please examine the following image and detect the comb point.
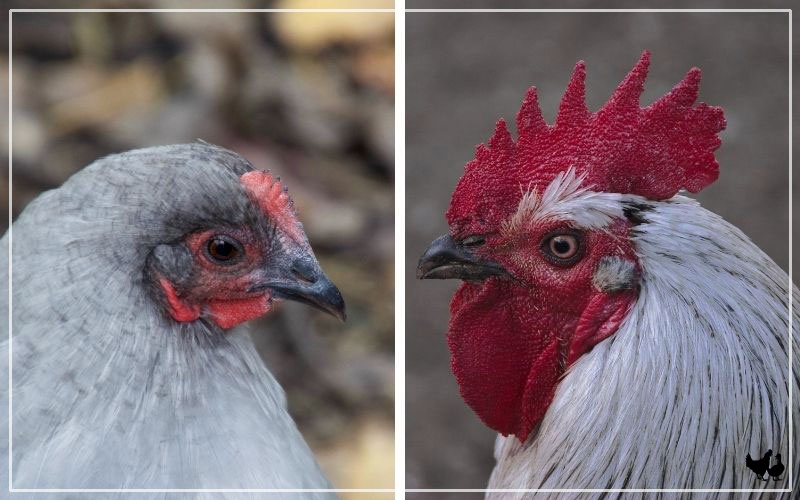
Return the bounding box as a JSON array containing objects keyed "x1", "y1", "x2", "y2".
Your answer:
[
  {"x1": 516, "y1": 86, "x2": 547, "y2": 138},
  {"x1": 555, "y1": 61, "x2": 589, "y2": 128}
]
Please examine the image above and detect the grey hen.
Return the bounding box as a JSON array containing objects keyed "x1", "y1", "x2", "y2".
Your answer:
[{"x1": 0, "y1": 143, "x2": 345, "y2": 497}]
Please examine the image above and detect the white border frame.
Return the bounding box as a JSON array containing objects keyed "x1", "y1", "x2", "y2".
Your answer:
[
  {"x1": 402, "y1": 7, "x2": 793, "y2": 497},
  {"x1": 394, "y1": 2, "x2": 406, "y2": 500},
  {"x1": 6, "y1": 5, "x2": 794, "y2": 499},
  {"x1": 8, "y1": 6, "x2": 398, "y2": 496}
]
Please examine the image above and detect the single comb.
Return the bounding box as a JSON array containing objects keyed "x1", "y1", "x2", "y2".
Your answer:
[{"x1": 456, "y1": 51, "x2": 726, "y2": 214}]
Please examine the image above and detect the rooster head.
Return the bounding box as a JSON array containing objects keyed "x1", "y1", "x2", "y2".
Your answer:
[
  {"x1": 418, "y1": 51, "x2": 725, "y2": 441},
  {"x1": 147, "y1": 144, "x2": 345, "y2": 330}
]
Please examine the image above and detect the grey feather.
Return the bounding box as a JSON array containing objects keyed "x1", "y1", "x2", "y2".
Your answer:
[{"x1": 0, "y1": 143, "x2": 336, "y2": 498}]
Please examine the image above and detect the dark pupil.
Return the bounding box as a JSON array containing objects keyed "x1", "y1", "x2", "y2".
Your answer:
[
  {"x1": 209, "y1": 239, "x2": 236, "y2": 260},
  {"x1": 553, "y1": 238, "x2": 572, "y2": 255}
]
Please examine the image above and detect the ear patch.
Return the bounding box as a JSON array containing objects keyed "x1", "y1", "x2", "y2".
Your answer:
[
  {"x1": 592, "y1": 256, "x2": 639, "y2": 292},
  {"x1": 240, "y1": 170, "x2": 307, "y2": 246},
  {"x1": 151, "y1": 244, "x2": 194, "y2": 286}
]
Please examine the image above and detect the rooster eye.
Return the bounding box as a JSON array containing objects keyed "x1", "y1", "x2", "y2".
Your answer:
[
  {"x1": 205, "y1": 236, "x2": 243, "y2": 264},
  {"x1": 541, "y1": 231, "x2": 583, "y2": 266},
  {"x1": 461, "y1": 235, "x2": 486, "y2": 247}
]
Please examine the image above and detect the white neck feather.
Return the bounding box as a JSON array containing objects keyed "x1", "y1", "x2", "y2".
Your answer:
[{"x1": 490, "y1": 196, "x2": 798, "y2": 496}]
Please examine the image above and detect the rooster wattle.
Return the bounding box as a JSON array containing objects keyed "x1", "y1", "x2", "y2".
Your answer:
[
  {"x1": 1, "y1": 142, "x2": 344, "y2": 495},
  {"x1": 418, "y1": 51, "x2": 798, "y2": 494}
]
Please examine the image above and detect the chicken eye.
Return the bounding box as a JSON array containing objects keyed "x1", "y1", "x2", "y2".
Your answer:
[
  {"x1": 205, "y1": 236, "x2": 243, "y2": 264},
  {"x1": 541, "y1": 231, "x2": 583, "y2": 266},
  {"x1": 461, "y1": 235, "x2": 486, "y2": 247}
]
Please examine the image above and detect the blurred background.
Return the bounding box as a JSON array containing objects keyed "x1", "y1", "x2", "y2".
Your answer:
[
  {"x1": 3, "y1": 1, "x2": 394, "y2": 494},
  {"x1": 406, "y1": 8, "x2": 792, "y2": 496}
]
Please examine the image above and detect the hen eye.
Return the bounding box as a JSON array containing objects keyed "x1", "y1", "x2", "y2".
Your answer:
[
  {"x1": 205, "y1": 236, "x2": 243, "y2": 264},
  {"x1": 541, "y1": 231, "x2": 583, "y2": 266}
]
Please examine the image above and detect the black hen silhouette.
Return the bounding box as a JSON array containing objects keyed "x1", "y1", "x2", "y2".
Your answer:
[
  {"x1": 768, "y1": 453, "x2": 784, "y2": 481},
  {"x1": 746, "y1": 449, "x2": 772, "y2": 481}
]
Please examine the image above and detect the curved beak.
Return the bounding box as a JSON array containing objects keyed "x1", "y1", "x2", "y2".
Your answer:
[
  {"x1": 249, "y1": 255, "x2": 346, "y2": 322},
  {"x1": 417, "y1": 234, "x2": 508, "y2": 281}
]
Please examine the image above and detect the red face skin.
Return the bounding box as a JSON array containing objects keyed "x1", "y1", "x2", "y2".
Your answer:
[
  {"x1": 159, "y1": 227, "x2": 273, "y2": 329},
  {"x1": 446, "y1": 216, "x2": 639, "y2": 442},
  {"x1": 159, "y1": 170, "x2": 306, "y2": 330}
]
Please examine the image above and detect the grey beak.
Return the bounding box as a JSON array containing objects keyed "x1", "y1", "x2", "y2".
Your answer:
[
  {"x1": 249, "y1": 256, "x2": 346, "y2": 321},
  {"x1": 417, "y1": 234, "x2": 508, "y2": 281}
]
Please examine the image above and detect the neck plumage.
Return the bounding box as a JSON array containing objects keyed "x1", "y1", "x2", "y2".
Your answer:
[
  {"x1": 489, "y1": 197, "x2": 799, "y2": 493},
  {"x1": 0, "y1": 192, "x2": 331, "y2": 492}
]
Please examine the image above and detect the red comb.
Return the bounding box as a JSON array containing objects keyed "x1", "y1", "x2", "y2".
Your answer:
[
  {"x1": 240, "y1": 170, "x2": 307, "y2": 246},
  {"x1": 447, "y1": 51, "x2": 726, "y2": 228}
]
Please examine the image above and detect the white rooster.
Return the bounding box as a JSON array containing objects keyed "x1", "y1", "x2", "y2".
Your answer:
[{"x1": 418, "y1": 52, "x2": 798, "y2": 496}]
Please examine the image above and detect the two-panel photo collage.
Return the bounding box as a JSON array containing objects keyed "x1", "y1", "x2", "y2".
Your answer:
[{"x1": 2, "y1": 2, "x2": 797, "y2": 499}]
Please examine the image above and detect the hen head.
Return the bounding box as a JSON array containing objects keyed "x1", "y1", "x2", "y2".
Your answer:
[
  {"x1": 418, "y1": 51, "x2": 725, "y2": 441},
  {"x1": 145, "y1": 143, "x2": 345, "y2": 330}
]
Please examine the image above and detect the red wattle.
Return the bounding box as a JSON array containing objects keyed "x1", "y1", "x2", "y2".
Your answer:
[
  {"x1": 519, "y1": 336, "x2": 562, "y2": 441},
  {"x1": 448, "y1": 279, "x2": 565, "y2": 439},
  {"x1": 207, "y1": 294, "x2": 272, "y2": 330},
  {"x1": 448, "y1": 276, "x2": 637, "y2": 442},
  {"x1": 157, "y1": 275, "x2": 272, "y2": 330}
]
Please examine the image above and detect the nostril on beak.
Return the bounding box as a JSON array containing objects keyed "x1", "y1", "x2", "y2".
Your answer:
[{"x1": 290, "y1": 259, "x2": 318, "y2": 285}]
